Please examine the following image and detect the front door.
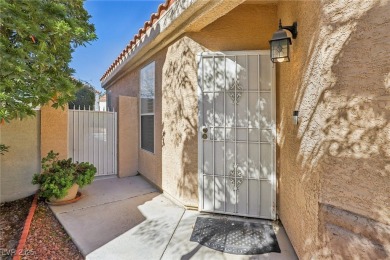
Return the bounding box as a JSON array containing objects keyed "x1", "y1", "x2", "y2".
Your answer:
[{"x1": 198, "y1": 51, "x2": 276, "y2": 219}]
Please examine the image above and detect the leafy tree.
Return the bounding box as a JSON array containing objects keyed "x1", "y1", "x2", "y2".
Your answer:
[
  {"x1": 0, "y1": 0, "x2": 96, "y2": 122},
  {"x1": 68, "y1": 80, "x2": 97, "y2": 110}
]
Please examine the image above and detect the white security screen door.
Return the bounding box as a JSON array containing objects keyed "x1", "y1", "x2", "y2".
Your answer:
[{"x1": 198, "y1": 51, "x2": 276, "y2": 219}]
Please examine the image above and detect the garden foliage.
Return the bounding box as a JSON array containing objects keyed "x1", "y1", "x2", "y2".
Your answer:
[
  {"x1": 32, "y1": 151, "x2": 96, "y2": 199},
  {"x1": 0, "y1": 0, "x2": 96, "y2": 122}
]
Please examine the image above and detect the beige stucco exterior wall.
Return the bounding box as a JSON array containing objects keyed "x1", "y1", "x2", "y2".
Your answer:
[
  {"x1": 275, "y1": 1, "x2": 322, "y2": 257},
  {"x1": 106, "y1": 48, "x2": 168, "y2": 189},
  {"x1": 276, "y1": 0, "x2": 390, "y2": 258},
  {"x1": 189, "y1": 3, "x2": 277, "y2": 51},
  {"x1": 0, "y1": 114, "x2": 40, "y2": 202},
  {"x1": 161, "y1": 37, "x2": 205, "y2": 207},
  {"x1": 106, "y1": 3, "x2": 278, "y2": 207},
  {"x1": 107, "y1": 70, "x2": 140, "y2": 112},
  {"x1": 40, "y1": 104, "x2": 68, "y2": 159},
  {"x1": 138, "y1": 48, "x2": 167, "y2": 188},
  {"x1": 1, "y1": 105, "x2": 71, "y2": 202},
  {"x1": 161, "y1": 4, "x2": 278, "y2": 207},
  {"x1": 105, "y1": 2, "x2": 389, "y2": 257},
  {"x1": 118, "y1": 96, "x2": 138, "y2": 177}
]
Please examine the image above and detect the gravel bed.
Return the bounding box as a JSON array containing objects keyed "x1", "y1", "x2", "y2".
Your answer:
[
  {"x1": 23, "y1": 200, "x2": 84, "y2": 259},
  {"x1": 1, "y1": 197, "x2": 83, "y2": 260},
  {"x1": 0, "y1": 195, "x2": 33, "y2": 260}
]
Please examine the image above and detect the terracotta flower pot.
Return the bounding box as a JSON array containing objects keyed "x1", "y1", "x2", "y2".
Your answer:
[{"x1": 49, "y1": 184, "x2": 79, "y2": 203}]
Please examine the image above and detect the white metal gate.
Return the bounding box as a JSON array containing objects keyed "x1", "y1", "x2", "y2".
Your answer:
[
  {"x1": 198, "y1": 51, "x2": 276, "y2": 219},
  {"x1": 68, "y1": 108, "x2": 117, "y2": 176}
]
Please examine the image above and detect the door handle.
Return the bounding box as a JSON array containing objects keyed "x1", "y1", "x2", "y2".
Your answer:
[{"x1": 202, "y1": 127, "x2": 208, "y2": 139}]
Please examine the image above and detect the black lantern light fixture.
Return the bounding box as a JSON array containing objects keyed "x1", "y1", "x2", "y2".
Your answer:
[{"x1": 269, "y1": 19, "x2": 298, "y2": 63}]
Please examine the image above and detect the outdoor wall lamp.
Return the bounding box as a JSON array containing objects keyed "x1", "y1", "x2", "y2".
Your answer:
[{"x1": 269, "y1": 19, "x2": 298, "y2": 63}]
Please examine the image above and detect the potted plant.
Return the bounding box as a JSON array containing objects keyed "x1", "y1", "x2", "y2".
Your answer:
[{"x1": 32, "y1": 151, "x2": 96, "y2": 203}]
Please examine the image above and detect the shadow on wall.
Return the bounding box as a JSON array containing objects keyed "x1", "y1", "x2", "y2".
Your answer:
[
  {"x1": 162, "y1": 37, "x2": 204, "y2": 204},
  {"x1": 277, "y1": 0, "x2": 389, "y2": 258},
  {"x1": 295, "y1": 0, "x2": 390, "y2": 171}
]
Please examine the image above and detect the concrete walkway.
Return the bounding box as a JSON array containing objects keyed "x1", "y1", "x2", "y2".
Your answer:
[{"x1": 50, "y1": 176, "x2": 297, "y2": 260}]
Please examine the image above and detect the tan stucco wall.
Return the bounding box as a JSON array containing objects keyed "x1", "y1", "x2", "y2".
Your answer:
[
  {"x1": 107, "y1": 37, "x2": 203, "y2": 205},
  {"x1": 0, "y1": 114, "x2": 40, "y2": 202},
  {"x1": 161, "y1": 4, "x2": 278, "y2": 207},
  {"x1": 276, "y1": 0, "x2": 390, "y2": 258},
  {"x1": 108, "y1": 70, "x2": 140, "y2": 111},
  {"x1": 138, "y1": 48, "x2": 166, "y2": 187},
  {"x1": 161, "y1": 37, "x2": 205, "y2": 207},
  {"x1": 105, "y1": 2, "x2": 389, "y2": 257},
  {"x1": 106, "y1": 48, "x2": 168, "y2": 189},
  {"x1": 118, "y1": 96, "x2": 138, "y2": 177},
  {"x1": 275, "y1": 1, "x2": 322, "y2": 258},
  {"x1": 189, "y1": 3, "x2": 277, "y2": 51},
  {"x1": 40, "y1": 104, "x2": 68, "y2": 159},
  {"x1": 106, "y1": 3, "x2": 278, "y2": 207}
]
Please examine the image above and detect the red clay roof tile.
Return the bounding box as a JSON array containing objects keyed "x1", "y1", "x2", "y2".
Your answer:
[{"x1": 100, "y1": 0, "x2": 175, "y2": 82}]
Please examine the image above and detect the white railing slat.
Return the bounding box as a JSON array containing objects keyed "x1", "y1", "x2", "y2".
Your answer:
[{"x1": 68, "y1": 108, "x2": 117, "y2": 176}]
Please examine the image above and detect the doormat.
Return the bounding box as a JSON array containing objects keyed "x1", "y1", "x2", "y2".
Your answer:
[{"x1": 190, "y1": 217, "x2": 281, "y2": 255}]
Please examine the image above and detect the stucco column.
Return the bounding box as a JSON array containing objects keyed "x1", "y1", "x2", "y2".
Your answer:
[
  {"x1": 40, "y1": 103, "x2": 68, "y2": 160},
  {"x1": 118, "y1": 96, "x2": 138, "y2": 177}
]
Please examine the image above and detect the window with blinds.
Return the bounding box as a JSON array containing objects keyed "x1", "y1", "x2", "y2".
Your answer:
[{"x1": 140, "y1": 62, "x2": 155, "y2": 153}]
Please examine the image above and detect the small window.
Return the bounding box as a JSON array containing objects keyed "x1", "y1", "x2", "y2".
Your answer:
[{"x1": 140, "y1": 62, "x2": 155, "y2": 152}]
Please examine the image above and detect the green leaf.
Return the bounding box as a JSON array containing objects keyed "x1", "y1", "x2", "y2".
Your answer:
[{"x1": 0, "y1": 0, "x2": 97, "y2": 122}]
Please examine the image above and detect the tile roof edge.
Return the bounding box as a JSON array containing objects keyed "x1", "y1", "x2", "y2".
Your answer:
[{"x1": 100, "y1": 0, "x2": 175, "y2": 83}]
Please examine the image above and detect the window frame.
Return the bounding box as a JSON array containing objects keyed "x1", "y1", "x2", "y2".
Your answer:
[{"x1": 139, "y1": 61, "x2": 156, "y2": 154}]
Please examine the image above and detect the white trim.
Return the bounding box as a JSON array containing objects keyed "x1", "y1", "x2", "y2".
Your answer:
[
  {"x1": 200, "y1": 50, "x2": 270, "y2": 57},
  {"x1": 271, "y1": 56, "x2": 277, "y2": 220},
  {"x1": 197, "y1": 53, "x2": 204, "y2": 212},
  {"x1": 139, "y1": 61, "x2": 156, "y2": 154}
]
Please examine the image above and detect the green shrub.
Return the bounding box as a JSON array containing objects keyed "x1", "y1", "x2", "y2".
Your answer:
[{"x1": 32, "y1": 151, "x2": 96, "y2": 199}]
